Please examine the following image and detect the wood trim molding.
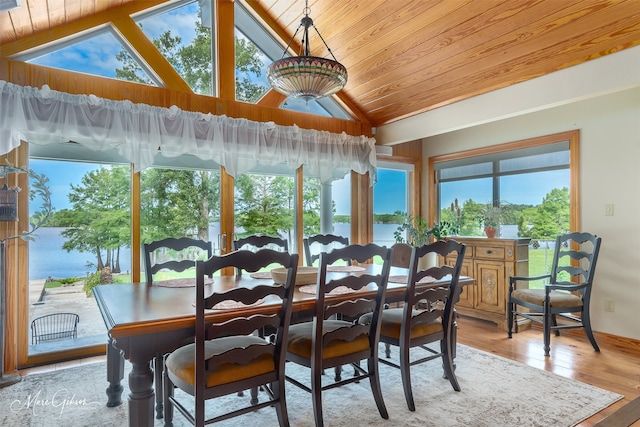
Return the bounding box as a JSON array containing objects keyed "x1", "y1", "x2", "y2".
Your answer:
[{"x1": 0, "y1": 58, "x2": 373, "y2": 137}]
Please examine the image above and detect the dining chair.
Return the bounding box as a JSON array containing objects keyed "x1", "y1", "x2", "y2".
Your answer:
[
  {"x1": 285, "y1": 243, "x2": 391, "y2": 427},
  {"x1": 143, "y1": 237, "x2": 212, "y2": 285},
  {"x1": 143, "y1": 236, "x2": 212, "y2": 419},
  {"x1": 507, "y1": 232, "x2": 602, "y2": 357},
  {"x1": 360, "y1": 239, "x2": 466, "y2": 411},
  {"x1": 303, "y1": 233, "x2": 349, "y2": 266},
  {"x1": 390, "y1": 242, "x2": 413, "y2": 268},
  {"x1": 232, "y1": 235, "x2": 289, "y2": 276},
  {"x1": 163, "y1": 249, "x2": 298, "y2": 427}
]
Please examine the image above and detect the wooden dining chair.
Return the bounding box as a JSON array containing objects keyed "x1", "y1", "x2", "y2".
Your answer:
[
  {"x1": 163, "y1": 249, "x2": 298, "y2": 427},
  {"x1": 285, "y1": 243, "x2": 391, "y2": 427},
  {"x1": 143, "y1": 236, "x2": 212, "y2": 419},
  {"x1": 507, "y1": 232, "x2": 602, "y2": 357},
  {"x1": 303, "y1": 233, "x2": 349, "y2": 266},
  {"x1": 361, "y1": 239, "x2": 466, "y2": 411},
  {"x1": 232, "y1": 235, "x2": 289, "y2": 276},
  {"x1": 232, "y1": 234, "x2": 288, "y2": 252},
  {"x1": 143, "y1": 237, "x2": 212, "y2": 285}
]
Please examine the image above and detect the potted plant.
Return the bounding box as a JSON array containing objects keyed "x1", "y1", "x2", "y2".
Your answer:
[
  {"x1": 479, "y1": 204, "x2": 501, "y2": 238},
  {"x1": 393, "y1": 215, "x2": 455, "y2": 246},
  {"x1": 394, "y1": 215, "x2": 455, "y2": 269}
]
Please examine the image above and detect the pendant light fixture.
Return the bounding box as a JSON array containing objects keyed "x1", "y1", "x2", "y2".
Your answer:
[{"x1": 266, "y1": 0, "x2": 347, "y2": 102}]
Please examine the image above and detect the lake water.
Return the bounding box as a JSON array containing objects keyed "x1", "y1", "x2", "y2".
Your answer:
[{"x1": 28, "y1": 224, "x2": 522, "y2": 280}]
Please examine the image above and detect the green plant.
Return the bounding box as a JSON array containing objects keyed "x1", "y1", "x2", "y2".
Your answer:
[
  {"x1": 394, "y1": 215, "x2": 455, "y2": 245},
  {"x1": 479, "y1": 204, "x2": 502, "y2": 229},
  {"x1": 84, "y1": 271, "x2": 101, "y2": 297}
]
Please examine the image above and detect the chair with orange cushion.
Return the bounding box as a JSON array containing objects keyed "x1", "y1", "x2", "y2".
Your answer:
[
  {"x1": 285, "y1": 243, "x2": 391, "y2": 427},
  {"x1": 163, "y1": 249, "x2": 298, "y2": 426},
  {"x1": 143, "y1": 236, "x2": 212, "y2": 419},
  {"x1": 361, "y1": 239, "x2": 466, "y2": 411}
]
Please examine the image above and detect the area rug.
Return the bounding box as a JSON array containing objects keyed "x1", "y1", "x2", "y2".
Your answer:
[{"x1": 0, "y1": 344, "x2": 622, "y2": 427}]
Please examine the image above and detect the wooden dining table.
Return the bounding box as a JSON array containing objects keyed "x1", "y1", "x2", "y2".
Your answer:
[{"x1": 93, "y1": 264, "x2": 473, "y2": 427}]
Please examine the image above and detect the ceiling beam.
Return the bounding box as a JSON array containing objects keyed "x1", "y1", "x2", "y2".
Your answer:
[{"x1": 110, "y1": 15, "x2": 192, "y2": 93}]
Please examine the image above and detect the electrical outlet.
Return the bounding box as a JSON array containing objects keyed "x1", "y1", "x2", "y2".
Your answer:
[
  {"x1": 605, "y1": 204, "x2": 614, "y2": 216},
  {"x1": 604, "y1": 300, "x2": 615, "y2": 312}
]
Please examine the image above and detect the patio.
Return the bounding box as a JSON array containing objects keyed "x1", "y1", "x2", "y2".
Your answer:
[{"x1": 28, "y1": 279, "x2": 107, "y2": 355}]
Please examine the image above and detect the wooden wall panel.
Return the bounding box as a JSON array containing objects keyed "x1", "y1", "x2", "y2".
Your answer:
[{"x1": 0, "y1": 59, "x2": 372, "y2": 137}]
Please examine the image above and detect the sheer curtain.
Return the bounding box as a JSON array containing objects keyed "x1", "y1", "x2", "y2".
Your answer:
[{"x1": 0, "y1": 81, "x2": 377, "y2": 183}]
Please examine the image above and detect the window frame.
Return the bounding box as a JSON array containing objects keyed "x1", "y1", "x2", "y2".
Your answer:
[{"x1": 427, "y1": 130, "x2": 580, "y2": 233}]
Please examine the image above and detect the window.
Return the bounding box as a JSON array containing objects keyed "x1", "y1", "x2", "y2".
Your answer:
[
  {"x1": 234, "y1": 2, "x2": 351, "y2": 118},
  {"x1": 28, "y1": 158, "x2": 131, "y2": 355},
  {"x1": 234, "y1": 171, "x2": 295, "y2": 249},
  {"x1": 373, "y1": 165, "x2": 413, "y2": 247},
  {"x1": 429, "y1": 130, "x2": 579, "y2": 285}
]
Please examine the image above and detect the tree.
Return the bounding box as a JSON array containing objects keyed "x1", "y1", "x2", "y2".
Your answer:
[
  {"x1": 302, "y1": 178, "x2": 321, "y2": 236},
  {"x1": 140, "y1": 169, "x2": 219, "y2": 243},
  {"x1": 519, "y1": 187, "x2": 570, "y2": 239},
  {"x1": 458, "y1": 199, "x2": 485, "y2": 236},
  {"x1": 60, "y1": 167, "x2": 130, "y2": 273},
  {"x1": 115, "y1": 20, "x2": 267, "y2": 101},
  {"x1": 234, "y1": 174, "x2": 293, "y2": 238}
]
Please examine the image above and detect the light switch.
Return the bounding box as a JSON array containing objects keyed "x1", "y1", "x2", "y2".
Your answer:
[{"x1": 605, "y1": 204, "x2": 614, "y2": 216}]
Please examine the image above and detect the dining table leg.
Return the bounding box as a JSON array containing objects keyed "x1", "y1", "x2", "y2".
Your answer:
[
  {"x1": 106, "y1": 337, "x2": 124, "y2": 407},
  {"x1": 128, "y1": 360, "x2": 155, "y2": 427}
]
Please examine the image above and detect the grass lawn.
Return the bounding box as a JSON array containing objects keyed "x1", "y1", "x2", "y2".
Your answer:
[{"x1": 526, "y1": 247, "x2": 554, "y2": 289}]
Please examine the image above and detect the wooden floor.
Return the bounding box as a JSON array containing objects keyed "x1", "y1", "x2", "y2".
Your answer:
[
  {"x1": 457, "y1": 316, "x2": 640, "y2": 427},
  {"x1": 19, "y1": 315, "x2": 640, "y2": 426}
]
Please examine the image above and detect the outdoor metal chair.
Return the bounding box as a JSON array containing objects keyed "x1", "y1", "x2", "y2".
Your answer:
[{"x1": 31, "y1": 312, "x2": 79, "y2": 345}]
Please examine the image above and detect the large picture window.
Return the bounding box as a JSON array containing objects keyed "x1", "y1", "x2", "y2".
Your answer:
[{"x1": 429, "y1": 130, "x2": 580, "y2": 283}]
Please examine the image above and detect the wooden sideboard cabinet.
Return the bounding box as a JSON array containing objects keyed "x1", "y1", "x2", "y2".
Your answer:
[{"x1": 445, "y1": 237, "x2": 530, "y2": 331}]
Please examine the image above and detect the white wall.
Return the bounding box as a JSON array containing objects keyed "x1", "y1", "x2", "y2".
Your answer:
[
  {"x1": 420, "y1": 88, "x2": 640, "y2": 340},
  {"x1": 377, "y1": 46, "x2": 640, "y2": 340}
]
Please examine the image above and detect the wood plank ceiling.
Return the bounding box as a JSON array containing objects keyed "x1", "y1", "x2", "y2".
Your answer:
[{"x1": 1, "y1": 0, "x2": 639, "y2": 127}]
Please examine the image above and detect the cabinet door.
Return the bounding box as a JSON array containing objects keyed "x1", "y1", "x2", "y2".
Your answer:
[
  {"x1": 456, "y1": 258, "x2": 474, "y2": 308},
  {"x1": 474, "y1": 260, "x2": 506, "y2": 314}
]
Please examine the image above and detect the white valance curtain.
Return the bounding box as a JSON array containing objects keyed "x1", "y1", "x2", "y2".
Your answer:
[{"x1": 0, "y1": 81, "x2": 377, "y2": 183}]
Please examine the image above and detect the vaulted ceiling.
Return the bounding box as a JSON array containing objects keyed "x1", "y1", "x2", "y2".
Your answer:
[{"x1": 1, "y1": 0, "x2": 639, "y2": 128}]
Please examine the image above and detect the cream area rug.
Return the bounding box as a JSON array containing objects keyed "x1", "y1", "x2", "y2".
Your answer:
[{"x1": 0, "y1": 344, "x2": 622, "y2": 427}]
